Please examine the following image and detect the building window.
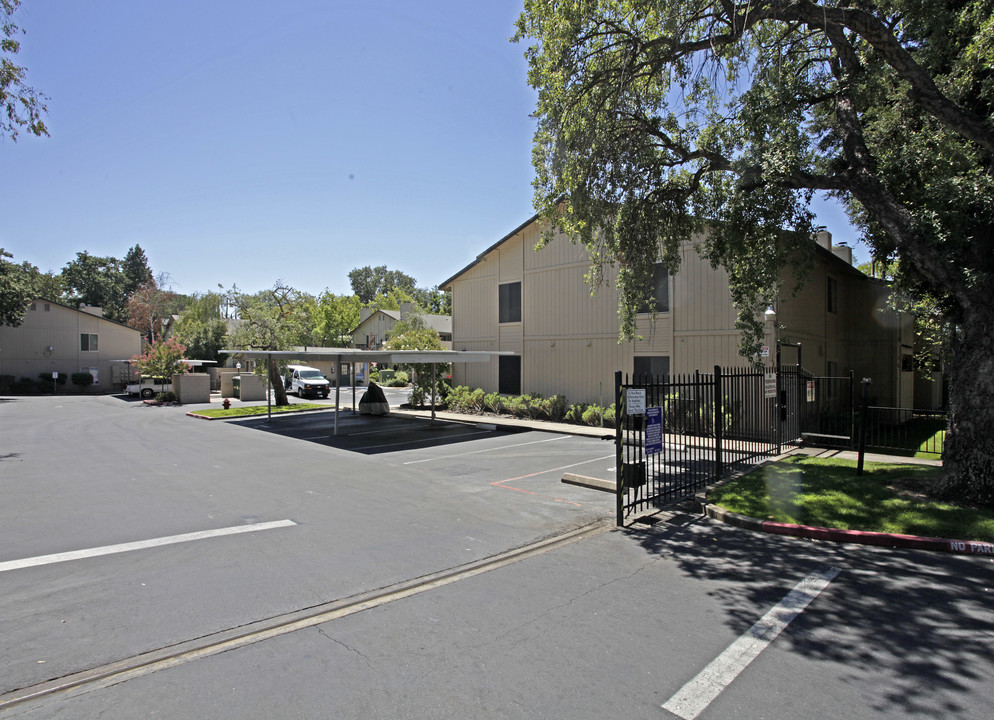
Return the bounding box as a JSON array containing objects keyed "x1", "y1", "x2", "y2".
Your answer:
[
  {"x1": 80, "y1": 333, "x2": 98, "y2": 352},
  {"x1": 638, "y1": 264, "x2": 670, "y2": 313},
  {"x1": 44, "y1": 303, "x2": 50, "y2": 311},
  {"x1": 80, "y1": 367, "x2": 99, "y2": 385},
  {"x1": 827, "y1": 276, "x2": 838, "y2": 314},
  {"x1": 499, "y1": 282, "x2": 521, "y2": 323},
  {"x1": 499, "y1": 355, "x2": 521, "y2": 395},
  {"x1": 901, "y1": 354, "x2": 914, "y2": 372},
  {"x1": 634, "y1": 355, "x2": 670, "y2": 381}
]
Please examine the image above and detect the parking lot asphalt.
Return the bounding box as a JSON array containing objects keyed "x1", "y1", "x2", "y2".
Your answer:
[{"x1": 2, "y1": 394, "x2": 993, "y2": 719}]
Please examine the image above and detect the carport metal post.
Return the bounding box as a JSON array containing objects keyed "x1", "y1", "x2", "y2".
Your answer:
[
  {"x1": 334, "y1": 354, "x2": 341, "y2": 435},
  {"x1": 267, "y1": 352, "x2": 272, "y2": 423},
  {"x1": 431, "y1": 363, "x2": 437, "y2": 423}
]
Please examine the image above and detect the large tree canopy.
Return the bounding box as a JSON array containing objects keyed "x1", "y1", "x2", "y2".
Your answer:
[{"x1": 516, "y1": 0, "x2": 993, "y2": 504}]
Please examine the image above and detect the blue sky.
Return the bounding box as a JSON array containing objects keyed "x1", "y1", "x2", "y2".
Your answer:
[{"x1": 1, "y1": 0, "x2": 860, "y2": 299}]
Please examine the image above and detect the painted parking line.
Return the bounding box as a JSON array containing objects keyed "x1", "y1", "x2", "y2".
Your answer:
[
  {"x1": 492, "y1": 454, "x2": 616, "y2": 506},
  {"x1": 662, "y1": 566, "x2": 841, "y2": 719},
  {"x1": 402, "y1": 434, "x2": 569, "y2": 465},
  {"x1": 0, "y1": 520, "x2": 297, "y2": 574}
]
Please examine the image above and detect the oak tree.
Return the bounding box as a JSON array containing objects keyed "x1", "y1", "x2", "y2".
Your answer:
[{"x1": 516, "y1": 0, "x2": 994, "y2": 504}]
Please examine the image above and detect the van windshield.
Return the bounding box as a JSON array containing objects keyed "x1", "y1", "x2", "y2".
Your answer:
[{"x1": 299, "y1": 370, "x2": 325, "y2": 380}]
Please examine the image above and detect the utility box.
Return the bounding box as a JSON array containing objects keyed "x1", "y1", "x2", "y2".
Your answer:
[
  {"x1": 173, "y1": 373, "x2": 210, "y2": 404},
  {"x1": 236, "y1": 374, "x2": 266, "y2": 401}
]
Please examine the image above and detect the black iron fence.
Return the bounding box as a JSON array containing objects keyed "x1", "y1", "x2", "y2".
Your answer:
[
  {"x1": 615, "y1": 366, "x2": 800, "y2": 524},
  {"x1": 614, "y1": 367, "x2": 947, "y2": 525},
  {"x1": 859, "y1": 407, "x2": 947, "y2": 457}
]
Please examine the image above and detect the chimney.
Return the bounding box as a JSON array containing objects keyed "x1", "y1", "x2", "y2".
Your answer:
[
  {"x1": 400, "y1": 302, "x2": 414, "y2": 318},
  {"x1": 359, "y1": 307, "x2": 372, "y2": 322},
  {"x1": 831, "y1": 242, "x2": 853, "y2": 266},
  {"x1": 80, "y1": 306, "x2": 103, "y2": 317},
  {"x1": 815, "y1": 230, "x2": 832, "y2": 250}
]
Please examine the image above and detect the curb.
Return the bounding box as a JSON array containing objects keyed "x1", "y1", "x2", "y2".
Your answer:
[{"x1": 701, "y1": 501, "x2": 994, "y2": 557}]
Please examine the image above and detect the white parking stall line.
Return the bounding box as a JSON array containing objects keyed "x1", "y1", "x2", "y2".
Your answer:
[
  {"x1": 402, "y1": 435, "x2": 569, "y2": 465},
  {"x1": 662, "y1": 566, "x2": 841, "y2": 720},
  {"x1": 0, "y1": 520, "x2": 298, "y2": 574}
]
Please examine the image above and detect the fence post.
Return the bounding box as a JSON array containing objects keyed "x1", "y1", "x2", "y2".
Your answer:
[
  {"x1": 848, "y1": 370, "x2": 856, "y2": 450},
  {"x1": 856, "y1": 378, "x2": 871, "y2": 476},
  {"x1": 615, "y1": 370, "x2": 624, "y2": 526},
  {"x1": 714, "y1": 366, "x2": 723, "y2": 479}
]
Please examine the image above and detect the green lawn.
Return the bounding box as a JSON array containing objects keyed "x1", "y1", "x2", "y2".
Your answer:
[
  {"x1": 191, "y1": 403, "x2": 326, "y2": 419},
  {"x1": 709, "y1": 456, "x2": 994, "y2": 542}
]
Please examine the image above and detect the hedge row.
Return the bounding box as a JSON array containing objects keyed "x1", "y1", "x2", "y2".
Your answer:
[{"x1": 443, "y1": 385, "x2": 615, "y2": 427}]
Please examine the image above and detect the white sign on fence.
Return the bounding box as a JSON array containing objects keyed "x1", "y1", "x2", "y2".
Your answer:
[
  {"x1": 764, "y1": 371, "x2": 777, "y2": 399},
  {"x1": 626, "y1": 388, "x2": 646, "y2": 415}
]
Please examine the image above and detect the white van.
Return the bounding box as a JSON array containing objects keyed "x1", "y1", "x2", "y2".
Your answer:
[{"x1": 283, "y1": 365, "x2": 331, "y2": 399}]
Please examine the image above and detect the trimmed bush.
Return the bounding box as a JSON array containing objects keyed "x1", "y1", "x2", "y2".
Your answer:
[
  {"x1": 155, "y1": 391, "x2": 180, "y2": 403},
  {"x1": 581, "y1": 404, "x2": 603, "y2": 426},
  {"x1": 547, "y1": 394, "x2": 569, "y2": 422},
  {"x1": 386, "y1": 371, "x2": 409, "y2": 387},
  {"x1": 483, "y1": 392, "x2": 505, "y2": 414},
  {"x1": 71, "y1": 372, "x2": 94, "y2": 388},
  {"x1": 565, "y1": 403, "x2": 588, "y2": 424},
  {"x1": 13, "y1": 376, "x2": 38, "y2": 394},
  {"x1": 38, "y1": 372, "x2": 68, "y2": 386},
  {"x1": 0, "y1": 375, "x2": 14, "y2": 393}
]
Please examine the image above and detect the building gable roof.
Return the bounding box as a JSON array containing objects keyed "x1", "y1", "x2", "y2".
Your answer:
[{"x1": 29, "y1": 298, "x2": 142, "y2": 334}]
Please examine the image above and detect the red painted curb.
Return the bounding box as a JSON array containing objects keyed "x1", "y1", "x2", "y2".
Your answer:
[{"x1": 760, "y1": 520, "x2": 994, "y2": 556}]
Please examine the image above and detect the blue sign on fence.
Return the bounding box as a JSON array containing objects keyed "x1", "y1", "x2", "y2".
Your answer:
[{"x1": 645, "y1": 406, "x2": 662, "y2": 455}]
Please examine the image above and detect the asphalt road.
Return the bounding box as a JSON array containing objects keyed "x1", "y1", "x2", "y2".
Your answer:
[{"x1": 1, "y1": 395, "x2": 992, "y2": 719}]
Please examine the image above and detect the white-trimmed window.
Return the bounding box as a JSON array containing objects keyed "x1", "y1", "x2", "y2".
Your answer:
[{"x1": 80, "y1": 333, "x2": 98, "y2": 351}]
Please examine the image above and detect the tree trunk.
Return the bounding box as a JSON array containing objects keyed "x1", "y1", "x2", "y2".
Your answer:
[
  {"x1": 268, "y1": 358, "x2": 289, "y2": 406},
  {"x1": 940, "y1": 305, "x2": 994, "y2": 507}
]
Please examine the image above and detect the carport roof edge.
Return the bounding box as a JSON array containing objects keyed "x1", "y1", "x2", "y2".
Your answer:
[{"x1": 219, "y1": 349, "x2": 512, "y2": 364}]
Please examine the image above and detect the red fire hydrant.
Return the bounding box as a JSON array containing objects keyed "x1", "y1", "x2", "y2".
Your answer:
[{"x1": 222, "y1": 398, "x2": 231, "y2": 410}]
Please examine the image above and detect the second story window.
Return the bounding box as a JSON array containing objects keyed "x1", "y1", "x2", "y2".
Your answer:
[
  {"x1": 499, "y1": 282, "x2": 521, "y2": 323},
  {"x1": 638, "y1": 263, "x2": 670, "y2": 313},
  {"x1": 80, "y1": 333, "x2": 98, "y2": 352}
]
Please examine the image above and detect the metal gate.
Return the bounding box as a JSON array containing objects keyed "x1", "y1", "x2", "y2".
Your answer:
[{"x1": 615, "y1": 366, "x2": 804, "y2": 525}]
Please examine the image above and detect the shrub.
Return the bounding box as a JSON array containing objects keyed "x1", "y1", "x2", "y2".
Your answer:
[
  {"x1": 71, "y1": 372, "x2": 94, "y2": 388},
  {"x1": 443, "y1": 385, "x2": 466, "y2": 410},
  {"x1": 0, "y1": 375, "x2": 14, "y2": 393},
  {"x1": 603, "y1": 403, "x2": 616, "y2": 425},
  {"x1": 581, "y1": 404, "x2": 604, "y2": 426},
  {"x1": 386, "y1": 371, "x2": 409, "y2": 387},
  {"x1": 14, "y1": 376, "x2": 38, "y2": 394},
  {"x1": 155, "y1": 391, "x2": 180, "y2": 403},
  {"x1": 369, "y1": 370, "x2": 380, "y2": 383},
  {"x1": 38, "y1": 372, "x2": 68, "y2": 386},
  {"x1": 483, "y1": 392, "x2": 505, "y2": 414},
  {"x1": 505, "y1": 395, "x2": 530, "y2": 418},
  {"x1": 547, "y1": 394, "x2": 569, "y2": 422},
  {"x1": 565, "y1": 403, "x2": 588, "y2": 424}
]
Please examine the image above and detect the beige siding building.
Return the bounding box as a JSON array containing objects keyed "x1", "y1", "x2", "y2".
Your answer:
[
  {"x1": 351, "y1": 303, "x2": 452, "y2": 350},
  {"x1": 0, "y1": 299, "x2": 143, "y2": 391},
  {"x1": 440, "y1": 215, "x2": 919, "y2": 408}
]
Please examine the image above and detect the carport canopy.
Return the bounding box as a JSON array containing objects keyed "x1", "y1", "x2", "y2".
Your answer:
[{"x1": 219, "y1": 348, "x2": 512, "y2": 431}]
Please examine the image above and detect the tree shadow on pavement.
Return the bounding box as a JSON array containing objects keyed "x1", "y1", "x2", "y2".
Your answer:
[{"x1": 623, "y1": 517, "x2": 994, "y2": 716}]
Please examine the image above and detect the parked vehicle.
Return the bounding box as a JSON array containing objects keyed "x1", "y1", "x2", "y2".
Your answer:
[
  {"x1": 125, "y1": 377, "x2": 172, "y2": 399},
  {"x1": 283, "y1": 365, "x2": 331, "y2": 398}
]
